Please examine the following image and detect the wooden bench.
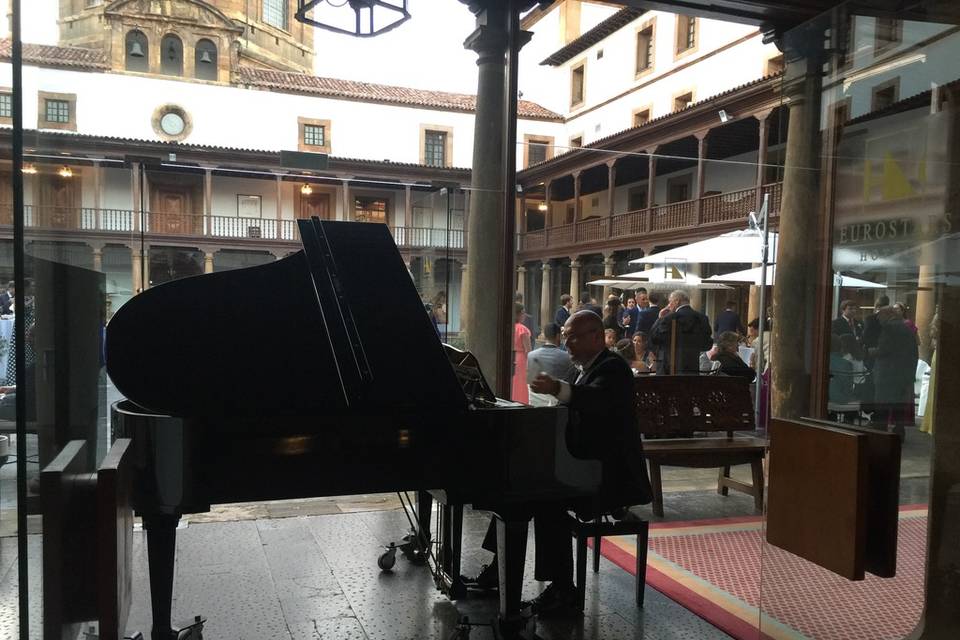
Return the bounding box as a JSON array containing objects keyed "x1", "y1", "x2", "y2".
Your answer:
[{"x1": 634, "y1": 375, "x2": 767, "y2": 517}]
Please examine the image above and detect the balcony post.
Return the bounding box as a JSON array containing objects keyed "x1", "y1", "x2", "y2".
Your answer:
[
  {"x1": 606, "y1": 160, "x2": 617, "y2": 238},
  {"x1": 572, "y1": 170, "x2": 582, "y2": 242},
  {"x1": 130, "y1": 161, "x2": 141, "y2": 233},
  {"x1": 569, "y1": 258, "x2": 581, "y2": 301},
  {"x1": 755, "y1": 110, "x2": 772, "y2": 213},
  {"x1": 539, "y1": 260, "x2": 553, "y2": 337},
  {"x1": 203, "y1": 167, "x2": 213, "y2": 236},
  {"x1": 646, "y1": 146, "x2": 658, "y2": 210},
  {"x1": 341, "y1": 179, "x2": 351, "y2": 221},
  {"x1": 695, "y1": 130, "x2": 709, "y2": 225},
  {"x1": 274, "y1": 173, "x2": 283, "y2": 240},
  {"x1": 93, "y1": 159, "x2": 102, "y2": 230},
  {"x1": 404, "y1": 184, "x2": 413, "y2": 234},
  {"x1": 544, "y1": 179, "x2": 552, "y2": 229}
]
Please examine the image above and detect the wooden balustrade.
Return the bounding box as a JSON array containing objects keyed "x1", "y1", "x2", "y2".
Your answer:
[
  {"x1": 517, "y1": 182, "x2": 783, "y2": 252},
  {"x1": 0, "y1": 205, "x2": 464, "y2": 250}
]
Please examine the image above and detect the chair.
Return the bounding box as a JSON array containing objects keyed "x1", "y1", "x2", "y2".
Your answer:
[{"x1": 569, "y1": 513, "x2": 649, "y2": 611}]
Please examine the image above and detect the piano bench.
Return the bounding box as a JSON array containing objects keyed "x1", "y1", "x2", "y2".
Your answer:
[{"x1": 569, "y1": 514, "x2": 649, "y2": 611}]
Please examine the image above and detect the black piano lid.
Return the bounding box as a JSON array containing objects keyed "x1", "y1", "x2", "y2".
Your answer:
[{"x1": 105, "y1": 220, "x2": 468, "y2": 418}]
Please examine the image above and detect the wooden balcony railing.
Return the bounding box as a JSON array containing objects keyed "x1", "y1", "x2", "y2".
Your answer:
[
  {"x1": 518, "y1": 182, "x2": 783, "y2": 253},
  {"x1": 0, "y1": 205, "x2": 466, "y2": 250}
]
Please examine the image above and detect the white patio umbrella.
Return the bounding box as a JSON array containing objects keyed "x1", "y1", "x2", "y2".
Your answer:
[
  {"x1": 628, "y1": 229, "x2": 780, "y2": 265},
  {"x1": 705, "y1": 265, "x2": 886, "y2": 289},
  {"x1": 603, "y1": 265, "x2": 731, "y2": 290}
]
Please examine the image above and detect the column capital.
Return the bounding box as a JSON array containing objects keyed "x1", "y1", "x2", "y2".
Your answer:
[
  {"x1": 694, "y1": 129, "x2": 710, "y2": 141},
  {"x1": 571, "y1": 169, "x2": 582, "y2": 179},
  {"x1": 569, "y1": 259, "x2": 581, "y2": 268},
  {"x1": 517, "y1": 265, "x2": 527, "y2": 274},
  {"x1": 754, "y1": 109, "x2": 774, "y2": 123},
  {"x1": 541, "y1": 260, "x2": 553, "y2": 272},
  {"x1": 645, "y1": 145, "x2": 659, "y2": 155},
  {"x1": 602, "y1": 252, "x2": 616, "y2": 263},
  {"x1": 606, "y1": 158, "x2": 618, "y2": 169},
  {"x1": 87, "y1": 241, "x2": 105, "y2": 253}
]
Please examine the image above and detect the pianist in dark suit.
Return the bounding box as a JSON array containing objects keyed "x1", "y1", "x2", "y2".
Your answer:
[{"x1": 467, "y1": 310, "x2": 652, "y2": 614}]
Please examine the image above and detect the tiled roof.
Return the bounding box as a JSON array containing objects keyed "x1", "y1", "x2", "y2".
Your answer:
[
  {"x1": 0, "y1": 39, "x2": 109, "y2": 70},
  {"x1": 3, "y1": 127, "x2": 473, "y2": 173},
  {"x1": 237, "y1": 67, "x2": 563, "y2": 120},
  {"x1": 540, "y1": 8, "x2": 645, "y2": 66}
]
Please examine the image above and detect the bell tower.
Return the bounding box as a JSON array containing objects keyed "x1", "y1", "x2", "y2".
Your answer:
[{"x1": 58, "y1": 0, "x2": 315, "y2": 76}]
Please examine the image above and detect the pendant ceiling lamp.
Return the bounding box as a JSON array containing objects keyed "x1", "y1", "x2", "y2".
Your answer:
[{"x1": 296, "y1": 0, "x2": 410, "y2": 38}]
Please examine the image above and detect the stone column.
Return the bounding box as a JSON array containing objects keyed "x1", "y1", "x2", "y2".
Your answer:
[
  {"x1": 607, "y1": 161, "x2": 617, "y2": 217},
  {"x1": 462, "y1": 4, "x2": 510, "y2": 389},
  {"x1": 459, "y1": 262, "x2": 470, "y2": 334},
  {"x1": 539, "y1": 261, "x2": 553, "y2": 336},
  {"x1": 516, "y1": 264, "x2": 526, "y2": 302},
  {"x1": 544, "y1": 179, "x2": 552, "y2": 227},
  {"x1": 755, "y1": 111, "x2": 772, "y2": 212},
  {"x1": 203, "y1": 250, "x2": 215, "y2": 274},
  {"x1": 341, "y1": 179, "x2": 351, "y2": 221},
  {"x1": 569, "y1": 258, "x2": 581, "y2": 301},
  {"x1": 602, "y1": 252, "x2": 615, "y2": 301},
  {"x1": 131, "y1": 248, "x2": 143, "y2": 294},
  {"x1": 275, "y1": 174, "x2": 284, "y2": 239},
  {"x1": 915, "y1": 263, "x2": 936, "y2": 362},
  {"x1": 91, "y1": 245, "x2": 103, "y2": 272},
  {"x1": 747, "y1": 271, "x2": 762, "y2": 324},
  {"x1": 572, "y1": 170, "x2": 582, "y2": 232},
  {"x1": 404, "y1": 185, "x2": 413, "y2": 229},
  {"x1": 695, "y1": 131, "x2": 709, "y2": 224},
  {"x1": 770, "y1": 49, "x2": 824, "y2": 420}
]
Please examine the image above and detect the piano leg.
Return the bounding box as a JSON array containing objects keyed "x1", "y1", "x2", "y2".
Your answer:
[
  {"x1": 441, "y1": 504, "x2": 466, "y2": 599},
  {"x1": 495, "y1": 517, "x2": 536, "y2": 639},
  {"x1": 142, "y1": 513, "x2": 178, "y2": 640}
]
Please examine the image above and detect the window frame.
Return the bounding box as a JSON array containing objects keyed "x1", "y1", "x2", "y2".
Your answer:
[
  {"x1": 570, "y1": 59, "x2": 586, "y2": 109},
  {"x1": 873, "y1": 17, "x2": 902, "y2": 55},
  {"x1": 523, "y1": 134, "x2": 554, "y2": 168},
  {"x1": 569, "y1": 134, "x2": 583, "y2": 149},
  {"x1": 674, "y1": 15, "x2": 698, "y2": 59},
  {"x1": 298, "y1": 117, "x2": 332, "y2": 153},
  {"x1": 354, "y1": 195, "x2": 390, "y2": 225},
  {"x1": 419, "y1": 124, "x2": 453, "y2": 167},
  {"x1": 632, "y1": 106, "x2": 652, "y2": 128},
  {"x1": 672, "y1": 89, "x2": 695, "y2": 113},
  {"x1": 634, "y1": 18, "x2": 656, "y2": 78},
  {"x1": 0, "y1": 89, "x2": 12, "y2": 125},
  {"x1": 37, "y1": 91, "x2": 77, "y2": 131},
  {"x1": 262, "y1": 0, "x2": 290, "y2": 32},
  {"x1": 870, "y1": 78, "x2": 900, "y2": 112}
]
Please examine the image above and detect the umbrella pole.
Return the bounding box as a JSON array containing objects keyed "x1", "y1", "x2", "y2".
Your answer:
[{"x1": 755, "y1": 194, "x2": 771, "y2": 429}]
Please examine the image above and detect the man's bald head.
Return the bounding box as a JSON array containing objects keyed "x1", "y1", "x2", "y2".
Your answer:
[{"x1": 563, "y1": 310, "x2": 605, "y2": 364}]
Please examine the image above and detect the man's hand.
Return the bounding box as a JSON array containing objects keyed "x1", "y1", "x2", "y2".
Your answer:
[
  {"x1": 658, "y1": 306, "x2": 671, "y2": 319},
  {"x1": 530, "y1": 373, "x2": 561, "y2": 397}
]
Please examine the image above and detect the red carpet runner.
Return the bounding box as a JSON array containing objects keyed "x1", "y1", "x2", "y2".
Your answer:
[{"x1": 598, "y1": 507, "x2": 926, "y2": 640}]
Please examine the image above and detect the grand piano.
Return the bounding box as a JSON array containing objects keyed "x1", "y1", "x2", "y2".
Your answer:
[{"x1": 107, "y1": 219, "x2": 602, "y2": 640}]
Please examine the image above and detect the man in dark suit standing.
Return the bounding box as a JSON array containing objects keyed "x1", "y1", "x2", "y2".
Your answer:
[
  {"x1": 554, "y1": 293, "x2": 573, "y2": 328},
  {"x1": 635, "y1": 291, "x2": 661, "y2": 334},
  {"x1": 465, "y1": 311, "x2": 652, "y2": 613},
  {"x1": 576, "y1": 292, "x2": 602, "y2": 317},
  {"x1": 832, "y1": 300, "x2": 863, "y2": 342},
  {"x1": 713, "y1": 301, "x2": 743, "y2": 337},
  {"x1": 861, "y1": 295, "x2": 889, "y2": 355},
  {"x1": 650, "y1": 289, "x2": 713, "y2": 374}
]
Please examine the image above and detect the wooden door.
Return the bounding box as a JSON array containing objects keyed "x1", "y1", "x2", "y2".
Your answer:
[
  {"x1": 150, "y1": 185, "x2": 199, "y2": 235},
  {"x1": 38, "y1": 174, "x2": 80, "y2": 229},
  {"x1": 297, "y1": 191, "x2": 331, "y2": 220}
]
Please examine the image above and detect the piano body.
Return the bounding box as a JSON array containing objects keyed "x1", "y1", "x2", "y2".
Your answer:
[{"x1": 106, "y1": 219, "x2": 602, "y2": 639}]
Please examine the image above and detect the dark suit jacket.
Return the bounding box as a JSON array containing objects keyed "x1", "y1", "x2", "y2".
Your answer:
[
  {"x1": 832, "y1": 316, "x2": 863, "y2": 341},
  {"x1": 566, "y1": 349, "x2": 652, "y2": 508},
  {"x1": 714, "y1": 310, "x2": 742, "y2": 336},
  {"x1": 649, "y1": 305, "x2": 714, "y2": 374},
  {"x1": 635, "y1": 305, "x2": 659, "y2": 334},
  {"x1": 576, "y1": 303, "x2": 603, "y2": 318},
  {"x1": 554, "y1": 306, "x2": 571, "y2": 328}
]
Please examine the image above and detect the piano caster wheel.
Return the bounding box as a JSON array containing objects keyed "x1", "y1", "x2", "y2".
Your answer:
[
  {"x1": 400, "y1": 533, "x2": 427, "y2": 564},
  {"x1": 378, "y1": 548, "x2": 397, "y2": 571}
]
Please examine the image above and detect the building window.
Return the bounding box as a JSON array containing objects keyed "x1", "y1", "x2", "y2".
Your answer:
[
  {"x1": 875, "y1": 17, "x2": 902, "y2": 54},
  {"x1": 871, "y1": 79, "x2": 900, "y2": 112},
  {"x1": 424, "y1": 130, "x2": 447, "y2": 167},
  {"x1": 633, "y1": 108, "x2": 651, "y2": 127},
  {"x1": 298, "y1": 117, "x2": 332, "y2": 152},
  {"x1": 636, "y1": 26, "x2": 654, "y2": 74},
  {"x1": 524, "y1": 135, "x2": 553, "y2": 167},
  {"x1": 160, "y1": 34, "x2": 183, "y2": 76},
  {"x1": 571, "y1": 62, "x2": 585, "y2": 107},
  {"x1": 195, "y1": 39, "x2": 218, "y2": 81},
  {"x1": 676, "y1": 15, "x2": 697, "y2": 54},
  {"x1": 125, "y1": 30, "x2": 149, "y2": 72},
  {"x1": 45, "y1": 99, "x2": 70, "y2": 123},
  {"x1": 673, "y1": 91, "x2": 693, "y2": 112},
  {"x1": 152, "y1": 104, "x2": 193, "y2": 141},
  {"x1": 569, "y1": 135, "x2": 583, "y2": 149},
  {"x1": 765, "y1": 54, "x2": 785, "y2": 76},
  {"x1": 0, "y1": 93, "x2": 11, "y2": 119},
  {"x1": 355, "y1": 197, "x2": 388, "y2": 224},
  {"x1": 263, "y1": 0, "x2": 288, "y2": 30}
]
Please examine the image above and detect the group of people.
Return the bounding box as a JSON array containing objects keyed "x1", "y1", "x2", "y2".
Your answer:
[
  {"x1": 829, "y1": 295, "x2": 919, "y2": 437},
  {"x1": 511, "y1": 288, "x2": 770, "y2": 404}
]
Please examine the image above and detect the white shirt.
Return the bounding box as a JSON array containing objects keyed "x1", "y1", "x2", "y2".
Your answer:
[{"x1": 555, "y1": 350, "x2": 604, "y2": 404}]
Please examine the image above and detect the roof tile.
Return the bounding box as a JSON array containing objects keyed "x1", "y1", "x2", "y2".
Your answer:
[{"x1": 0, "y1": 39, "x2": 109, "y2": 70}]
